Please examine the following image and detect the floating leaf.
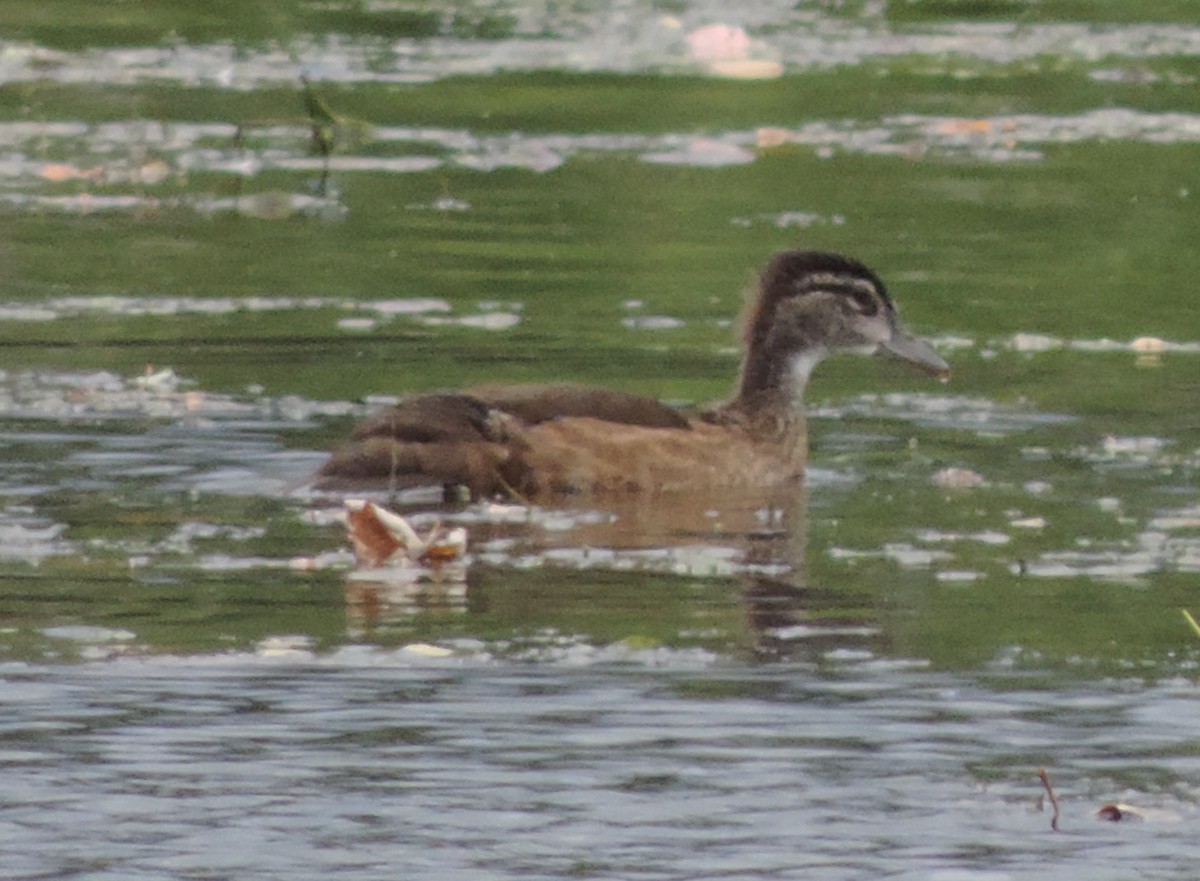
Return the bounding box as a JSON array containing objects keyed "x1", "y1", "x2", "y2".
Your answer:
[
  {"x1": 1098, "y1": 803, "x2": 1142, "y2": 822},
  {"x1": 344, "y1": 500, "x2": 467, "y2": 569},
  {"x1": 932, "y1": 466, "x2": 985, "y2": 488},
  {"x1": 40, "y1": 162, "x2": 102, "y2": 182},
  {"x1": 1098, "y1": 802, "x2": 1180, "y2": 823}
]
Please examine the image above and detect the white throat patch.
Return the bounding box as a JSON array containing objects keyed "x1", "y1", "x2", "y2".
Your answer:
[{"x1": 788, "y1": 348, "x2": 827, "y2": 391}]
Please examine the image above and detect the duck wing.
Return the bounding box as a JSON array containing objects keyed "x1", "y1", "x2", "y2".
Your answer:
[
  {"x1": 315, "y1": 384, "x2": 688, "y2": 494},
  {"x1": 467, "y1": 383, "x2": 690, "y2": 430}
]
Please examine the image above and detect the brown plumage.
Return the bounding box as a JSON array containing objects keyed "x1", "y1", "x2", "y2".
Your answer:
[{"x1": 315, "y1": 250, "x2": 949, "y2": 499}]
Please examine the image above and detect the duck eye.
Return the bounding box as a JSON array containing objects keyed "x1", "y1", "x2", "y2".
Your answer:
[
  {"x1": 791, "y1": 270, "x2": 882, "y2": 318},
  {"x1": 846, "y1": 288, "x2": 879, "y2": 317}
]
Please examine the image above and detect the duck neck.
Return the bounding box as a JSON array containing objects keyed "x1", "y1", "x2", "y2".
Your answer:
[
  {"x1": 735, "y1": 344, "x2": 824, "y2": 406},
  {"x1": 710, "y1": 344, "x2": 824, "y2": 458}
]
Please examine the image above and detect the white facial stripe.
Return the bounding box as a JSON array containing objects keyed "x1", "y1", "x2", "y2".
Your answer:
[
  {"x1": 843, "y1": 343, "x2": 881, "y2": 356},
  {"x1": 850, "y1": 313, "x2": 893, "y2": 344},
  {"x1": 794, "y1": 272, "x2": 879, "y2": 302}
]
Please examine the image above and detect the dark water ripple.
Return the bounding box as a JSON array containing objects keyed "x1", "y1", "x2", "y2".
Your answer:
[{"x1": 3, "y1": 655, "x2": 1198, "y2": 880}]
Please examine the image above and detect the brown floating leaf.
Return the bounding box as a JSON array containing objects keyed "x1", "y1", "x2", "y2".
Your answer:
[
  {"x1": 937, "y1": 118, "x2": 994, "y2": 136},
  {"x1": 40, "y1": 162, "x2": 103, "y2": 182},
  {"x1": 344, "y1": 500, "x2": 467, "y2": 569},
  {"x1": 418, "y1": 522, "x2": 468, "y2": 568},
  {"x1": 1098, "y1": 803, "x2": 1139, "y2": 822},
  {"x1": 932, "y1": 466, "x2": 985, "y2": 489},
  {"x1": 1097, "y1": 802, "x2": 1181, "y2": 823},
  {"x1": 345, "y1": 500, "x2": 405, "y2": 567}
]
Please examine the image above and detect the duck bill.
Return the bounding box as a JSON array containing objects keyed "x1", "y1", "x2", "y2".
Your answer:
[{"x1": 878, "y1": 332, "x2": 951, "y2": 379}]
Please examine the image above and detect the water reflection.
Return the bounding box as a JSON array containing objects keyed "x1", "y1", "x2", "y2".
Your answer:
[
  {"x1": 0, "y1": 357, "x2": 1196, "y2": 667},
  {"x1": 7, "y1": 108, "x2": 1200, "y2": 220},
  {"x1": 337, "y1": 482, "x2": 888, "y2": 663},
  {"x1": 7, "y1": 11, "x2": 1200, "y2": 86},
  {"x1": 344, "y1": 573, "x2": 469, "y2": 635}
]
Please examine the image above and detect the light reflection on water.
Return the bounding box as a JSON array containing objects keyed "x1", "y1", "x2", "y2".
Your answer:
[
  {"x1": 5, "y1": 10, "x2": 1200, "y2": 85},
  {"x1": 3, "y1": 653, "x2": 1200, "y2": 880},
  {"x1": 4, "y1": 108, "x2": 1200, "y2": 220},
  {"x1": 0, "y1": 363, "x2": 1196, "y2": 604}
]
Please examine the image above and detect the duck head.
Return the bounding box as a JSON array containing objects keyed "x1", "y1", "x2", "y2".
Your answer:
[{"x1": 737, "y1": 250, "x2": 949, "y2": 400}]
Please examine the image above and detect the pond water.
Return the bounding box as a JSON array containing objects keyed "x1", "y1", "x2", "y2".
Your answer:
[{"x1": 2, "y1": 1, "x2": 1200, "y2": 878}]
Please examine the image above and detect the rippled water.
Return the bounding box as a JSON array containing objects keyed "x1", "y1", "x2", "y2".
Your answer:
[
  {"x1": 4, "y1": 1, "x2": 1200, "y2": 877},
  {"x1": 4, "y1": 353, "x2": 1199, "y2": 877},
  {"x1": 7, "y1": 653, "x2": 1200, "y2": 881},
  {"x1": 4, "y1": 108, "x2": 1200, "y2": 218}
]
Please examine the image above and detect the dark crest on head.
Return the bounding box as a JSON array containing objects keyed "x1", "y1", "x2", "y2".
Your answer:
[{"x1": 742, "y1": 250, "x2": 892, "y2": 353}]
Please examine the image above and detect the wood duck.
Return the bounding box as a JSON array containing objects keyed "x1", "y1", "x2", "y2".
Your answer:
[{"x1": 316, "y1": 250, "x2": 949, "y2": 499}]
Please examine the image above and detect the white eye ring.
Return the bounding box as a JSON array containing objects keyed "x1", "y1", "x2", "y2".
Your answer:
[{"x1": 849, "y1": 312, "x2": 893, "y2": 345}]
